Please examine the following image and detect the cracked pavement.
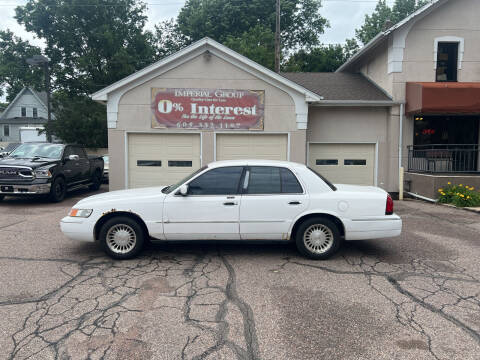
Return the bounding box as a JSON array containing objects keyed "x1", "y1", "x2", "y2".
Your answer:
[{"x1": 0, "y1": 187, "x2": 479, "y2": 359}]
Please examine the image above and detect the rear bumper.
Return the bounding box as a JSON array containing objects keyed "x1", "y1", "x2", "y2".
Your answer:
[
  {"x1": 60, "y1": 216, "x2": 95, "y2": 242},
  {"x1": 0, "y1": 182, "x2": 51, "y2": 195},
  {"x1": 344, "y1": 214, "x2": 402, "y2": 240}
]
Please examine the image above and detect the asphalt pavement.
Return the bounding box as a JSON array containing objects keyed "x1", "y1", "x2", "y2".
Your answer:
[{"x1": 0, "y1": 187, "x2": 479, "y2": 360}]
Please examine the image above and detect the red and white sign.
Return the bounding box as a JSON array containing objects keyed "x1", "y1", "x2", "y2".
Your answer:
[{"x1": 151, "y1": 88, "x2": 265, "y2": 130}]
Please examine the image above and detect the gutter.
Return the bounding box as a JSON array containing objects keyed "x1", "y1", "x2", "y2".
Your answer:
[{"x1": 310, "y1": 100, "x2": 399, "y2": 107}]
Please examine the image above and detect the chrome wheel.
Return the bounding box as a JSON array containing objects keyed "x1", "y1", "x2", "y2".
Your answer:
[
  {"x1": 303, "y1": 224, "x2": 334, "y2": 254},
  {"x1": 106, "y1": 224, "x2": 137, "y2": 254}
]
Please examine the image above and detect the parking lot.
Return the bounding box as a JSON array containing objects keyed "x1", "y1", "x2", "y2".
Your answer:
[{"x1": 0, "y1": 187, "x2": 479, "y2": 360}]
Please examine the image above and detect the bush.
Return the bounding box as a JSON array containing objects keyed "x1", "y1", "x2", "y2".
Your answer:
[{"x1": 438, "y1": 183, "x2": 480, "y2": 207}]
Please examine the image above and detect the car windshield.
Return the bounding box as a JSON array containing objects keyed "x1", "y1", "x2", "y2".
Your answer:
[
  {"x1": 103, "y1": 155, "x2": 109, "y2": 164},
  {"x1": 4, "y1": 143, "x2": 20, "y2": 153},
  {"x1": 161, "y1": 166, "x2": 208, "y2": 194},
  {"x1": 307, "y1": 167, "x2": 337, "y2": 191},
  {"x1": 9, "y1": 143, "x2": 64, "y2": 159}
]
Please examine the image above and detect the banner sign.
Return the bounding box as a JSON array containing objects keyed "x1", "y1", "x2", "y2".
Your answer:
[{"x1": 151, "y1": 88, "x2": 265, "y2": 130}]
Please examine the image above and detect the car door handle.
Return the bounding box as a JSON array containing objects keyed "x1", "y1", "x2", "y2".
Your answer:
[
  {"x1": 288, "y1": 201, "x2": 301, "y2": 205},
  {"x1": 223, "y1": 202, "x2": 237, "y2": 206}
]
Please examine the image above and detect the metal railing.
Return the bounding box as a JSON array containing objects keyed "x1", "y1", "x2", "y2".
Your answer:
[{"x1": 407, "y1": 144, "x2": 480, "y2": 173}]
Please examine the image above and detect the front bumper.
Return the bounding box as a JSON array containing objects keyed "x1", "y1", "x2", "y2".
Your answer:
[
  {"x1": 60, "y1": 216, "x2": 96, "y2": 242},
  {"x1": 0, "y1": 182, "x2": 51, "y2": 195}
]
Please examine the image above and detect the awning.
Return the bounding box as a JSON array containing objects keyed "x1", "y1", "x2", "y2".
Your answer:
[{"x1": 406, "y1": 82, "x2": 480, "y2": 114}]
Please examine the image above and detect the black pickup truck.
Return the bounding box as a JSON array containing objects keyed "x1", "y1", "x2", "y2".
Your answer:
[{"x1": 0, "y1": 143, "x2": 104, "y2": 202}]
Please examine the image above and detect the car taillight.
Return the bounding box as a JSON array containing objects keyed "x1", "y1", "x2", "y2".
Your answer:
[{"x1": 386, "y1": 194, "x2": 394, "y2": 215}]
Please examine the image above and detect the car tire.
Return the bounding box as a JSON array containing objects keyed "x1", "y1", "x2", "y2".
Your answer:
[
  {"x1": 49, "y1": 177, "x2": 66, "y2": 202},
  {"x1": 89, "y1": 170, "x2": 102, "y2": 191},
  {"x1": 295, "y1": 217, "x2": 342, "y2": 260},
  {"x1": 99, "y1": 216, "x2": 145, "y2": 260}
]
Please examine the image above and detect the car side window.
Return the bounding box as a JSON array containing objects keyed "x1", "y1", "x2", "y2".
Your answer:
[
  {"x1": 187, "y1": 166, "x2": 243, "y2": 195},
  {"x1": 280, "y1": 168, "x2": 303, "y2": 193},
  {"x1": 63, "y1": 147, "x2": 73, "y2": 159},
  {"x1": 246, "y1": 166, "x2": 303, "y2": 194},
  {"x1": 247, "y1": 167, "x2": 281, "y2": 194},
  {"x1": 72, "y1": 146, "x2": 87, "y2": 159}
]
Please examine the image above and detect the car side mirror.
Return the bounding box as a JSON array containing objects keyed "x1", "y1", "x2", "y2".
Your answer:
[
  {"x1": 178, "y1": 184, "x2": 189, "y2": 196},
  {"x1": 68, "y1": 154, "x2": 80, "y2": 161}
]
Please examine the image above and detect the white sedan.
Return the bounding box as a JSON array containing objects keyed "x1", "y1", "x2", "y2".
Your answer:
[{"x1": 61, "y1": 160, "x2": 402, "y2": 260}]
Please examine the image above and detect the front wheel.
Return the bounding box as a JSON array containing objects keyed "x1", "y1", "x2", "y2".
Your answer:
[
  {"x1": 99, "y1": 216, "x2": 145, "y2": 259},
  {"x1": 49, "y1": 177, "x2": 66, "y2": 202},
  {"x1": 295, "y1": 217, "x2": 342, "y2": 260}
]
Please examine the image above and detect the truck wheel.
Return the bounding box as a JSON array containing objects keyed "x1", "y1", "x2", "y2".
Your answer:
[
  {"x1": 295, "y1": 217, "x2": 342, "y2": 260},
  {"x1": 49, "y1": 177, "x2": 66, "y2": 202},
  {"x1": 89, "y1": 170, "x2": 102, "y2": 191},
  {"x1": 99, "y1": 216, "x2": 145, "y2": 260}
]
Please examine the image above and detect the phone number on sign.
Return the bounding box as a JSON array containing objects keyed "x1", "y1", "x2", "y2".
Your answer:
[{"x1": 176, "y1": 122, "x2": 243, "y2": 129}]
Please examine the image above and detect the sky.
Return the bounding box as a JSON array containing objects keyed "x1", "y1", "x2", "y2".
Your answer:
[{"x1": 0, "y1": 0, "x2": 387, "y2": 48}]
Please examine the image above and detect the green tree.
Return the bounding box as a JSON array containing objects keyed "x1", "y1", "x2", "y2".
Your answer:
[
  {"x1": 153, "y1": 19, "x2": 188, "y2": 60},
  {"x1": 224, "y1": 25, "x2": 276, "y2": 70},
  {"x1": 355, "y1": 0, "x2": 429, "y2": 45},
  {"x1": 173, "y1": 0, "x2": 328, "y2": 51},
  {"x1": 284, "y1": 44, "x2": 351, "y2": 72},
  {"x1": 14, "y1": 0, "x2": 157, "y2": 147},
  {"x1": 0, "y1": 30, "x2": 44, "y2": 101}
]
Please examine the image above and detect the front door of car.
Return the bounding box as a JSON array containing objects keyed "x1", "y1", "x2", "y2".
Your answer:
[
  {"x1": 163, "y1": 166, "x2": 244, "y2": 240},
  {"x1": 72, "y1": 146, "x2": 91, "y2": 182},
  {"x1": 239, "y1": 166, "x2": 308, "y2": 240},
  {"x1": 62, "y1": 146, "x2": 82, "y2": 183}
]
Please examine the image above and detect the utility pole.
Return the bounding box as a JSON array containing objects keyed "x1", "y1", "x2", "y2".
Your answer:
[{"x1": 275, "y1": 0, "x2": 281, "y2": 73}]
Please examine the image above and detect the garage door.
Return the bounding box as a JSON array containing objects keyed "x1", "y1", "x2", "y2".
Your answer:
[
  {"x1": 128, "y1": 133, "x2": 201, "y2": 188},
  {"x1": 308, "y1": 143, "x2": 375, "y2": 186},
  {"x1": 216, "y1": 134, "x2": 288, "y2": 161}
]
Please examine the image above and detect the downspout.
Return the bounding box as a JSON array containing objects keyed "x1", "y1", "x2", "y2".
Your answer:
[{"x1": 398, "y1": 103, "x2": 404, "y2": 200}]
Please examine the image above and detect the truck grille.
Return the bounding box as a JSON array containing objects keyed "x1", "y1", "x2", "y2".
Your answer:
[{"x1": 0, "y1": 167, "x2": 34, "y2": 180}]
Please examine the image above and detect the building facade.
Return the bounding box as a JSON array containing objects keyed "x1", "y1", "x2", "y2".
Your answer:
[
  {"x1": 0, "y1": 87, "x2": 50, "y2": 143},
  {"x1": 93, "y1": 0, "x2": 479, "y2": 199}
]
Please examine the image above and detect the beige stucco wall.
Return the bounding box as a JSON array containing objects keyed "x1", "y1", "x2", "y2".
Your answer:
[
  {"x1": 359, "y1": 42, "x2": 393, "y2": 96},
  {"x1": 108, "y1": 53, "x2": 300, "y2": 190},
  {"x1": 307, "y1": 106, "x2": 398, "y2": 192}
]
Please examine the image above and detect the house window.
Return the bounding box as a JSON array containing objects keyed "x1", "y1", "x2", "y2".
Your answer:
[
  {"x1": 436, "y1": 42, "x2": 458, "y2": 82},
  {"x1": 3, "y1": 125, "x2": 9, "y2": 137},
  {"x1": 33, "y1": 108, "x2": 38, "y2": 118},
  {"x1": 21, "y1": 107, "x2": 26, "y2": 117}
]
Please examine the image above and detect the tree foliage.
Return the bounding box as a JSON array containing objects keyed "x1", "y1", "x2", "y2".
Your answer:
[
  {"x1": 0, "y1": 30, "x2": 45, "y2": 101},
  {"x1": 356, "y1": 0, "x2": 429, "y2": 45},
  {"x1": 14, "y1": 0, "x2": 158, "y2": 147},
  {"x1": 284, "y1": 44, "x2": 348, "y2": 72}
]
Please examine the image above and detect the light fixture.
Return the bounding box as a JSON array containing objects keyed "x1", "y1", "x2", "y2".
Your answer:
[{"x1": 204, "y1": 50, "x2": 211, "y2": 61}]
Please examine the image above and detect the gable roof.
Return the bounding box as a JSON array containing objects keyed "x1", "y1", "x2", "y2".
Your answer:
[
  {"x1": 91, "y1": 37, "x2": 321, "y2": 102},
  {"x1": 0, "y1": 87, "x2": 49, "y2": 120},
  {"x1": 281, "y1": 72, "x2": 392, "y2": 102},
  {"x1": 337, "y1": 0, "x2": 449, "y2": 72}
]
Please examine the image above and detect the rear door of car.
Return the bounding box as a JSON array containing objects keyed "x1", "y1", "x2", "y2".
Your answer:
[{"x1": 239, "y1": 166, "x2": 308, "y2": 240}]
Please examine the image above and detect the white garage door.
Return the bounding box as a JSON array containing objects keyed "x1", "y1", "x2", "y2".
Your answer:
[
  {"x1": 216, "y1": 134, "x2": 288, "y2": 161},
  {"x1": 308, "y1": 143, "x2": 376, "y2": 186},
  {"x1": 128, "y1": 133, "x2": 201, "y2": 188}
]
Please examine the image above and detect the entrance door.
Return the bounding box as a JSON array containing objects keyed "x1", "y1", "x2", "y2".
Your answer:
[{"x1": 163, "y1": 166, "x2": 244, "y2": 240}]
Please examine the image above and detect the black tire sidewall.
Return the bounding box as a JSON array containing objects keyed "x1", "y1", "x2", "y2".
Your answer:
[
  {"x1": 100, "y1": 216, "x2": 145, "y2": 260},
  {"x1": 295, "y1": 217, "x2": 342, "y2": 260},
  {"x1": 49, "y1": 177, "x2": 66, "y2": 202}
]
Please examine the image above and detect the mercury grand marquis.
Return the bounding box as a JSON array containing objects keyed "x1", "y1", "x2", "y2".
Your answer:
[{"x1": 60, "y1": 160, "x2": 402, "y2": 260}]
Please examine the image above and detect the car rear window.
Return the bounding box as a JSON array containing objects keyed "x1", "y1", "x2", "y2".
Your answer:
[{"x1": 307, "y1": 167, "x2": 337, "y2": 191}]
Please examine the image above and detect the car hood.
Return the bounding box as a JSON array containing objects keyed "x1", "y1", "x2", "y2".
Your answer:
[
  {"x1": 334, "y1": 184, "x2": 387, "y2": 195},
  {"x1": 76, "y1": 186, "x2": 168, "y2": 206},
  {"x1": 0, "y1": 157, "x2": 59, "y2": 170}
]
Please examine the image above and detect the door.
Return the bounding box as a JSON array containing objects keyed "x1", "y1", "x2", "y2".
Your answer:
[
  {"x1": 240, "y1": 166, "x2": 308, "y2": 240},
  {"x1": 216, "y1": 134, "x2": 288, "y2": 160},
  {"x1": 72, "y1": 146, "x2": 91, "y2": 182},
  {"x1": 308, "y1": 143, "x2": 376, "y2": 186},
  {"x1": 163, "y1": 166, "x2": 244, "y2": 240},
  {"x1": 62, "y1": 146, "x2": 82, "y2": 184},
  {"x1": 128, "y1": 133, "x2": 201, "y2": 188}
]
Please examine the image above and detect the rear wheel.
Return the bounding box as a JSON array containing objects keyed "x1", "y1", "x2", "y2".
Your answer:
[
  {"x1": 89, "y1": 170, "x2": 102, "y2": 191},
  {"x1": 295, "y1": 217, "x2": 342, "y2": 260},
  {"x1": 49, "y1": 177, "x2": 66, "y2": 202},
  {"x1": 99, "y1": 216, "x2": 145, "y2": 259}
]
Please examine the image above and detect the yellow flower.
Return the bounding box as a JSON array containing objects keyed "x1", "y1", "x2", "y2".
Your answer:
[
  {"x1": 447, "y1": 182, "x2": 451, "y2": 185},
  {"x1": 460, "y1": 194, "x2": 465, "y2": 198},
  {"x1": 470, "y1": 187, "x2": 475, "y2": 190},
  {"x1": 467, "y1": 196, "x2": 471, "y2": 199},
  {"x1": 438, "y1": 188, "x2": 443, "y2": 192},
  {"x1": 459, "y1": 184, "x2": 463, "y2": 187},
  {"x1": 441, "y1": 192, "x2": 446, "y2": 196}
]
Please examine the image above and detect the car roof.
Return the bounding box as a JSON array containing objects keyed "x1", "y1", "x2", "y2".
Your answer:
[{"x1": 208, "y1": 159, "x2": 306, "y2": 169}]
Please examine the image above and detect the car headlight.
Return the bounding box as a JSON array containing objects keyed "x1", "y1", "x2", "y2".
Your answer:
[
  {"x1": 35, "y1": 168, "x2": 52, "y2": 178},
  {"x1": 68, "y1": 209, "x2": 93, "y2": 218}
]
